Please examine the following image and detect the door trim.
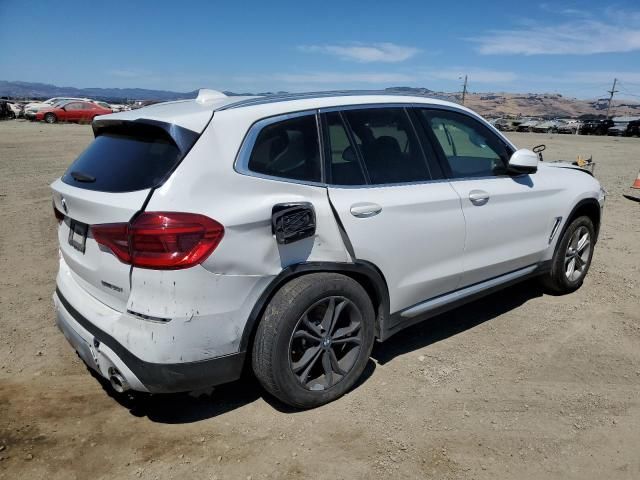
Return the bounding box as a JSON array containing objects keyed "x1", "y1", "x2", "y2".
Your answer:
[{"x1": 400, "y1": 264, "x2": 537, "y2": 318}]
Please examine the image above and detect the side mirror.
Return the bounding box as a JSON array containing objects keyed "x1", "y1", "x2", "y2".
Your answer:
[{"x1": 508, "y1": 148, "x2": 538, "y2": 174}]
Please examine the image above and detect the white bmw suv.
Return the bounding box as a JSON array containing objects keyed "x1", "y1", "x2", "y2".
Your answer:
[{"x1": 52, "y1": 90, "x2": 605, "y2": 408}]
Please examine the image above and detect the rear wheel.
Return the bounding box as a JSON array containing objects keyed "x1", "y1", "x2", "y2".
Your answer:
[
  {"x1": 252, "y1": 273, "x2": 375, "y2": 408},
  {"x1": 44, "y1": 113, "x2": 57, "y2": 124},
  {"x1": 541, "y1": 216, "x2": 595, "y2": 294}
]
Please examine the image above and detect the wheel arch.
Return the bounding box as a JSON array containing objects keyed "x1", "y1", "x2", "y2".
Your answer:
[
  {"x1": 239, "y1": 261, "x2": 390, "y2": 353},
  {"x1": 565, "y1": 197, "x2": 601, "y2": 241}
]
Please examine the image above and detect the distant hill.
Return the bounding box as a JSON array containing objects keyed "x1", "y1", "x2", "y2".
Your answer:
[
  {"x1": 1, "y1": 81, "x2": 639, "y2": 118},
  {"x1": 0, "y1": 81, "x2": 201, "y2": 102},
  {"x1": 384, "y1": 87, "x2": 640, "y2": 118}
]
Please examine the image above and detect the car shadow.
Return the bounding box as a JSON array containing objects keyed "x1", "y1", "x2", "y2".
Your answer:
[
  {"x1": 371, "y1": 279, "x2": 544, "y2": 365},
  {"x1": 101, "y1": 280, "x2": 544, "y2": 423}
]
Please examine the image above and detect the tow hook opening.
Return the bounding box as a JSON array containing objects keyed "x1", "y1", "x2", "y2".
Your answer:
[{"x1": 108, "y1": 368, "x2": 130, "y2": 393}]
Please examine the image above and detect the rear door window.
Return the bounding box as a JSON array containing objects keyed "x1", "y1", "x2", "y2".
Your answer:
[
  {"x1": 62, "y1": 128, "x2": 188, "y2": 192},
  {"x1": 247, "y1": 114, "x2": 321, "y2": 182},
  {"x1": 342, "y1": 108, "x2": 431, "y2": 185},
  {"x1": 324, "y1": 111, "x2": 366, "y2": 185}
]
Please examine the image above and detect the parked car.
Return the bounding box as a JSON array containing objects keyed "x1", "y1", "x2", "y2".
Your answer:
[
  {"x1": 579, "y1": 119, "x2": 614, "y2": 135},
  {"x1": 491, "y1": 118, "x2": 516, "y2": 132},
  {"x1": 557, "y1": 120, "x2": 581, "y2": 134},
  {"x1": 531, "y1": 120, "x2": 561, "y2": 133},
  {"x1": 607, "y1": 121, "x2": 629, "y2": 136},
  {"x1": 0, "y1": 98, "x2": 15, "y2": 119},
  {"x1": 24, "y1": 97, "x2": 91, "y2": 120},
  {"x1": 51, "y1": 90, "x2": 605, "y2": 408},
  {"x1": 4, "y1": 101, "x2": 24, "y2": 118},
  {"x1": 36, "y1": 100, "x2": 112, "y2": 123},
  {"x1": 107, "y1": 103, "x2": 129, "y2": 112},
  {"x1": 516, "y1": 119, "x2": 541, "y2": 132},
  {"x1": 625, "y1": 119, "x2": 640, "y2": 137}
]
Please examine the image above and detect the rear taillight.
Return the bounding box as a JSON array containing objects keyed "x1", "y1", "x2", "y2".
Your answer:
[
  {"x1": 91, "y1": 212, "x2": 224, "y2": 270},
  {"x1": 53, "y1": 202, "x2": 65, "y2": 223}
]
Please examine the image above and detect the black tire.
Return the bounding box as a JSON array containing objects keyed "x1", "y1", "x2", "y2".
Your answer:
[
  {"x1": 541, "y1": 216, "x2": 595, "y2": 294},
  {"x1": 44, "y1": 112, "x2": 57, "y2": 124},
  {"x1": 252, "y1": 273, "x2": 375, "y2": 408}
]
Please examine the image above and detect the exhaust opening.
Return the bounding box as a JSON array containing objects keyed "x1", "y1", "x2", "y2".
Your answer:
[{"x1": 108, "y1": 368, "x2": 130, "y2": 393}]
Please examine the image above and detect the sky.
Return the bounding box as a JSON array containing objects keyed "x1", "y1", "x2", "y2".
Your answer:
[{"x1": 2, "y1": 0, "x2": 640, "y2": 99}]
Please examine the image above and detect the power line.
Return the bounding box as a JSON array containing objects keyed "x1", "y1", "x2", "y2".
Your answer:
[
  {"x1": 618, "y1": 80, "x2": 640, "y2": 88},
  {"x1": 616, "y1": 83, "x2": 640, "y2": 99}
]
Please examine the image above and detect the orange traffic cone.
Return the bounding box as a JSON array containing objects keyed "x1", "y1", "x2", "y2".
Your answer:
[{"x1": 624, "y1": 169, "x2": 640, "y2": 202}]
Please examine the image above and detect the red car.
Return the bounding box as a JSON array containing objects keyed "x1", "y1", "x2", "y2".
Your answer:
[{"x1": 36, "y1": 101, "x2": 112, "y2": 124}]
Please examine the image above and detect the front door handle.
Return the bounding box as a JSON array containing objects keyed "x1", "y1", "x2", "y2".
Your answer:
[
  {"x1": 469, "y1": 190, "x2": 490, "y2": 206},
  {"x1": 350, "y1": 202, "x2": 382, "y2": 218}
]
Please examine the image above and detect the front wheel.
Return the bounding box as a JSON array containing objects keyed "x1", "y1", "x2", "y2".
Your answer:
[
  {"x1": 541, "y1": 216, "x2": 595, "y2": 294},
  {"x1": 44, "y1": 113, "x2": 57, "y2": 124},
  {"x1": 252, "y1": 273, "x2": 375, "y2": 408}
]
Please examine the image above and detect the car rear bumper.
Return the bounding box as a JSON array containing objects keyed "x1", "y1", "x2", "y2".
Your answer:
[{"x1": 53, "y1": 288, "x2": 246, "y2": 393}]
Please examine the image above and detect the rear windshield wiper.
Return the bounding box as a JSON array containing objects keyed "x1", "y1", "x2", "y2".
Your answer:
[{"x1": 70, "y1": 171, "x2": 96, "y2": 183}]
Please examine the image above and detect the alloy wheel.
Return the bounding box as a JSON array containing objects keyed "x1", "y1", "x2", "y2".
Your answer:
[
  {"x1": 565, "y1": 226, "x2": 591, "y2": 282},
  {"x1": 288, "y1": 296, "x2": 363, "y2": 391}
]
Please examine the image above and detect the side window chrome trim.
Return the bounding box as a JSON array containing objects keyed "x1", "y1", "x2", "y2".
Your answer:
[
  {"x1": 320, "y1": 102, "x2": 516, "y2": 153},
  {"x1": 319, "y1": 102, "x2": 414, "y2": 114},
  {"x1": 234, "y1": 109, "x2": 326, "y2": 187},
  {"x1": 329, "y1": 178, "x2": 452, "y2": 189},
  {"x1": 233, "y1": 102, "x2": 516, "y2": 187}
]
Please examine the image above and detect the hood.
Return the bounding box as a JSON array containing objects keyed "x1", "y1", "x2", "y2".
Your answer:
[{"x1": 544, "y1": 161, "x2": 593, "y2": 176}]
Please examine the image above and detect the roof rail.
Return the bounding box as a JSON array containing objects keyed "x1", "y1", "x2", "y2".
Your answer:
[
  {"x1": 217, "y1": 89, "x2": 451, "y2": 111},
  {"x1": 196, "y1": 89, "x2": 227, "y2": 103}
]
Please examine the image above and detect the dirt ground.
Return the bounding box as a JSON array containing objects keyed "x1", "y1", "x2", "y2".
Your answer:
[{"x1": 0, "y1": 120, "x2": 639, "y2": 480}]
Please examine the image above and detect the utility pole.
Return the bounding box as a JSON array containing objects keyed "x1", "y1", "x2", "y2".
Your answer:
[
  {"x1": 605, "y1": 78, "x2": 618, "y2": 119},
  {"x1": 461, "y1": 75, "x2": 468, "y2": 105}
]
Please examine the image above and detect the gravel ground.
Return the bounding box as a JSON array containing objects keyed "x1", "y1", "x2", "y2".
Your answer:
[{"x1": 0, "y1": 121, "x2": 639, "y2": 480}]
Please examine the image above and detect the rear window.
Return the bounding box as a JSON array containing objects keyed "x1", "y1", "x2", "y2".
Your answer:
[
  {"x1": 62, "y1": 132, "x2": 182, "y2": 192},
  {"x1": 247, "y1": 114, "x2": 321, "y2": 183}
]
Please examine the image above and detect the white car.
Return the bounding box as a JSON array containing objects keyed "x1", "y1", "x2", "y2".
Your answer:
[
  {"x1": 51, "y1": 90, "x2": 605, "y2": 408},
  {"x1": 106, "y1": 103, "x2": 128, "y2": 113}
]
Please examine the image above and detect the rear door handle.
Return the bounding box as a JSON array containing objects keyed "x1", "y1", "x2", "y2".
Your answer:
[
  {"x1": 469, "y1": 190, "x2": 490, "y2": 206},
  {"x1": 350, "y1": 202, "x2": 382, "y2": 218}
]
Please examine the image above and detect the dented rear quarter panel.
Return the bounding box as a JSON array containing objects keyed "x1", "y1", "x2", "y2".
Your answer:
[{"x1": 128, "y1": 266, "x2": 272, "y2": 361}]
